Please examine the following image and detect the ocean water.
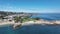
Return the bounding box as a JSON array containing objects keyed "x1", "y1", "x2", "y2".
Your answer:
[
  {"x1": 0, "y1": 13, "x2": 60, "y2": 34},
  {"x1": 0, "y1": 25, "x2": 60, "y2": 34},
  {"x1": 32, "y1": 13, "x2": 60, "y2": 20}
]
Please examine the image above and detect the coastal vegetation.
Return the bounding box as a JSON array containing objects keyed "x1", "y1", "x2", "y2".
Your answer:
[
  {"x1": 33, "y1": 17, "x2": 40, "y2": 20},
  {"x1": 14, "y1": 16, "x2": 40, "y2": 24},
  {"x1": 13, "y1": 16, "x2": 34, "y2": 29},
  {"x1": 14, "y1": 16, "x2": 34, "y2": 23}
]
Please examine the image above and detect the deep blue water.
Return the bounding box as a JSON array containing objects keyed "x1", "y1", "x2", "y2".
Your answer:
[
  {"x1": 32, "y1": 13, "x2": 60, "y2": 20},
  {"x1": 0, "y1": 13, "x2": 60, "y2": 34},
  {"x1": 0, "y1": 25, "x2": 60, "y2": 34}
]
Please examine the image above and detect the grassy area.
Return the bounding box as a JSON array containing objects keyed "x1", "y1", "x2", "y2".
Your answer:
[
  {"x1": 14, "y1": 16, "x2": 40, "y2": 23},
  {"x1": 22, "y1": 18, "x2": 36, "y2": 22}
]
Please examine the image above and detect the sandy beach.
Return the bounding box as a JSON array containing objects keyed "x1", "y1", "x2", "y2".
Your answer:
[{"x1": 0, "y1": 20, "x2": 14, "y2": 26}]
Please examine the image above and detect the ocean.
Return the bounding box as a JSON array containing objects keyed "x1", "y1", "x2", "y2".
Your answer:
[
  {"x1": 0, "y1": 13, "x2": 60, "y2": 34},
  {"x1": 32, "y1": 13, "x2": 60, "y2": 20}
]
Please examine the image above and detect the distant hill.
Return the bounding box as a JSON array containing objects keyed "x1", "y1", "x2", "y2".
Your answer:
[
  {"x1": 0, "y1": 11, "x2": 33, "y2": 16},
  {"x1": 0, "y1": 11, "x2": 38, "y2": 17}
]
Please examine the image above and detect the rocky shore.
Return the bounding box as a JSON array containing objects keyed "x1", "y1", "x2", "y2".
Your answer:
[
  {"x1": 21, "y1": 19, "x2": 60, "y2": 26},
  {"x1": 0, "y1": 19, "x2": 60, "y2": 27}
]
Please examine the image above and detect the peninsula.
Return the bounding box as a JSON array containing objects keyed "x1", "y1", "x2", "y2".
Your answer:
[{"x1": 0, "y1": 11, "x2": 60, "y2": 29}]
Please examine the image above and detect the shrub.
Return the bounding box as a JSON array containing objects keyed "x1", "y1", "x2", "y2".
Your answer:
[{"x1": 34, "y1": 17, "x2": 40, "y2": 20}]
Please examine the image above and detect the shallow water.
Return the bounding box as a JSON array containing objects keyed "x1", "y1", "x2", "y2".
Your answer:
[{"x1": 0, "y1": 25, "x2": 60, "y2": 34}]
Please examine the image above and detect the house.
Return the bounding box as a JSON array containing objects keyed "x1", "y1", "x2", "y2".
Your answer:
[{"x1": 3, "y1": 13, "x2": 32, "y2": 21}]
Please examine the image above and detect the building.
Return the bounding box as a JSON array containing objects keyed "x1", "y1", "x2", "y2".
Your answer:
[{"x1": 3, "y1": 13, "x2": 32, "y2": 21}]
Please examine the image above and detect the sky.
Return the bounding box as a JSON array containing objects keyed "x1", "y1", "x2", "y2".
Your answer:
[{"x1": 0, "y1": 0, "x2": 60, "y2": 13}]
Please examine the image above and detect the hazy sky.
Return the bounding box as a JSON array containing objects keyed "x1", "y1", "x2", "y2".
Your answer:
[{"x1": 0, "y1": 0, "x2": 60, "y2": 13}]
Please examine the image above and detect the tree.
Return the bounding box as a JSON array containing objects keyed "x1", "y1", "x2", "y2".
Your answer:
[
  {"x1": 34, "y1": 17, "x2": 40, "y2": 20},
  {"x1": 14, "y1": 16, "x2": 24, "y2": 23}
]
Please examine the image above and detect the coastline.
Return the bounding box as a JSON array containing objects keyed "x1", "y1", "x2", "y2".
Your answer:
[
  {"x1": 21, "y1": 20, "x2": 60, "y2": 26},
  {"x1": 0, "y1": 21, "x2": 14, "y2": 27},
  {"x1": 0, "y1": 19, "x2": 60, "y2": 27}
]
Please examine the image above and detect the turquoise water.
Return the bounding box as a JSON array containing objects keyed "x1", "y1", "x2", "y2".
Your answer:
[{"x1": 0, "y1": 13, "x2": 60, "y2": 34}]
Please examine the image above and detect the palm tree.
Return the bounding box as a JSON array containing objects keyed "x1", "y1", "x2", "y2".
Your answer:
[
  {"x1": 14, "y1": 16, "x2": 21, "y2": 23},
  {"x1": 14, "y1": 14, "x2": 32, "y2": 23}
]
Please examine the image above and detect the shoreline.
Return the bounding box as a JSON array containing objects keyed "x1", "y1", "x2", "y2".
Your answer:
[
  {"x1": 0, "y1": 21, "x2": 14, "y2": 26},
  {"x1": 0, "y1": 19, "x2": 60, "y2": 27}
]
